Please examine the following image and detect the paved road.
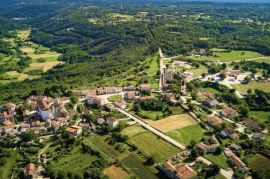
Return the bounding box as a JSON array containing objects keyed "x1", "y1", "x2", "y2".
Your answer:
[
  {"x1": 159, "y1": 48, "x2": 165, "y2": 89},
  {"x1": 116, "y1": 107, "x2": 186, "y2": 150}
]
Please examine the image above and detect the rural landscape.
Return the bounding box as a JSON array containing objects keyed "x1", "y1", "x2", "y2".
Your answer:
[{"x1": 0, "y1": 0, "x2": 270, "y2": 179}]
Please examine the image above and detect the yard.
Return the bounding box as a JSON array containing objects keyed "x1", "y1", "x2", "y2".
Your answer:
[
  {"x1": 204, "y1": 153, "x2": 229, "y2": 169},
  {"x1": 244, "y1": 154, "x2": 270, "y2": 171},
  {"x1": 139, "y1": 109, "x2": 164, "y2": 120},
  {"x1": 108, "y1": 95, "x2": 122, "y2": 102},
  {"x1": 166, "y1": 124, "x2": 206, "y2": 146},
  {"x1": 121, "y1": 153, "x2": 158, "y2": 179},
  {"x1": 249, "y1": 111, "x2": 270, "y2": 124},
  {"x1": 146, "y1": 114, "x2": 197, "y2": 132},
  {"x1": 231, "y1": 82, "x2": 270, "y2": 94},
  {"x1": 128, "y1": 131, "x2": 180, "y2": 162},
  {"x1": 193, "y1": 49, "x2": 263, "y2": 62}
]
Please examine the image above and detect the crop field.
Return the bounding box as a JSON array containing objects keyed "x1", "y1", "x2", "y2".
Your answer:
[
  {"x1": 121, "y1": 124, "x2": 147, "y2": 137},
  {"x1": 121, "y1": 153, "x2": 158, "y2": 179},
  {"x1": 146, "y1": 114, "x2": 196, "y2": 132},
  {"x1": 30, "y1": 61, "x2": 65, "y2": 72},
  {"x1": 140, "y1": 109, "x2": 163, "y2": 120},
  {"x1": 193, "y1": 49, "x2": 263, "y2": 62},
  {"x1": 166, "y1": 124, "x2": 206, "y2": 146},
  {"x1": 231, "y1": 82, "x2": 270, "y2": 94},
  {"x1": 128, "y1": 131, "x2": 180, "y2": 162},
  {"x1": 244, "y1": 154, "x2": 270, "y2": 171},
  {"x1": 104, "y1": 165, "x2": 129, "y2": 179},
  {"x1": 51, "y1": 147, "x2": 97, "y2": 174}
]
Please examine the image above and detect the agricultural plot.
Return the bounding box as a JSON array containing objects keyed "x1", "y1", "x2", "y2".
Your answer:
[
  {"x1": 166, "y1": 124, "x2": 206, "y2": 146},
  {"x1": 140, "y1": 109, "x2": 163, "y2": 120},
  {"x1": 146, "y1": 114, "x2": 196, "y2": 132},
  {"x1": 121, "y1": 153, "x2": 158, "y2": 179},
  {"x1": 50, "y1": 147, "x2": 97, "y2": 174},
  {"x1": 104, "y1": 165, "x2": 129, "y2": 179},
  {"x1": 244, "y1": 154, "x2": 270, "y2": 171},
  {"x1": 121, "y1": 124, "x2": 147, "y2": 137},
  {"x1": 231, "y1": 82, "x2": 270, "y2": 94},
  {"x1": 128, "y1": 131, "x2": 180, "y2": 162},
  {"x1": 145, "y1": 56, "x2": 159, "y2": 89},
  {"x1": 249, "y1": 111, "x2": 270, "y2": 124},
  {"x1": 193, "y1": 49, "x2": 263, "y2": 62}
]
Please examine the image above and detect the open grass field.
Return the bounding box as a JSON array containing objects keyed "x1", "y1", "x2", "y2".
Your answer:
[
  {"x1": 121, "y1": 124, "x2": 147, "y2": 137},
  {"x1": 145, "y1": 56, "x2": 159, "y2": 89},
  {"x1": 30, "y1": 61, "x2": 65, "y2": 72},
  {"x1": 17, "y1": 29, "x2": 31, "y2": 40},
  {"x1": 193, "y1": 49, "x2": 263, "y2": 62},
  {"x1": 169, "y1": 106, "x2": 185, "y2": 115},
  {"x1": 187, "y1": 65, "x2": 208, "y2": 76},
  {"x1": 249, "y1": 57, "x2": 270, "y2": 64},
  {"x1": 244, "y1": 154, "x2": 270, "y2": 171},
  {"x1": 146, "y1": 114, "x2": 196, "y2": 132},
  {"x1": 231, "y1": 82, "x2": 270, "y2": 94},
  {"x1": 204, "y1": 153, "x2": 229, "y2": 169},
  {"x1": 121, "y1": 153, "x2": 158, "y2": 179},
  {"x1": 166, "y1": 124, "x2": 206, "y2": 146},
  {"x1": 104, "y1": 165, "x2": 129, "y2": 179},
  {"x1": 51, "y1": 147, "x2": 97, "y2": 174},
  {"x1": 250, "y1": 111, "x2": 270, "y2": 124},
  {"x1": 200, "y1": 87, "x2": 220, "y2": 95},
  {"x1": 128, "y1": 131, "x2": 180, "y2": 162}
]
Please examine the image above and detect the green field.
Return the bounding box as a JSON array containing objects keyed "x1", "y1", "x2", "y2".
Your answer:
[
  {"x1": 249, "y1": 57, "x2": 270, "y2": 64},
  {"x1": 0, "y1": 151, "x2": 20, "y2": 179},
  {"x1": 169, "y1": 106, "x2": 185, "y2": 115},
  {"x1": 204, "y1": 153, "x2": 229, "y2": 169},
  {"x1": 121, "y1": 153, "x2": 158, "y2": 179},
  {"x1": 193, "y1": 49, "x2": 263, "y2": 62},
  {"x1": 50, "y1": 147, "x2": 97, "y2": 174},
  {"x1": 166, "y1": 124, "x2": 206, "y2": 146},
  {"x1": 140, "y1": 109, "x2": 164, "y2": 120},
  {"x1": 121, "y1": 124, "x2": 147, "y2": 137},
  {"x1": 128, "y1": 131, "x2": 180, "y2": 162},
  {"x1": 244, "y1": 154, "x2": 270, "y2": 171},
  {"x1": 231, "y1": 82, "x2": 270, "y2": 94},
  {"x1": 249, "y1": 111, "x2": 270, "y2": 124},
  {"x1": 145, "y1": 56, "x2": 159, "y2": 89},
  {"x1": 108, "y1": 95, "x2": 122, "y2": 102},
  {"x1": 187, "y1": 65, "x2": 208, "y2": 76}
]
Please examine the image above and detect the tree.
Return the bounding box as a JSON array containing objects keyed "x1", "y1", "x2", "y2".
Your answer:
[
  {"x1": 222, "y1": 63, "x2": 227, "y2": 70},
  {"x1": 21, "y1": 131, "x2": 35, "y2": 142},
  {"x1": 70, "y1": 95, "x2": 78, "y2": 104}
]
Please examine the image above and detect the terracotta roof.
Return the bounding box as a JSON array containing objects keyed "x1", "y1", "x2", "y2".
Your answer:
[
  {"x1": 207, "y1": 115, "x2": 222, "y2": 126},
  {"x1": 106, "y1": 117, "x2": 117, "y2": 124},
  {"x1": 127, "y1": 91, "x2": 136, "y2": 98},
  {"x1": 25, "y1": 163, "x2": 36, "y2": 177},
  {"x1": 37, "y1": 100, "x2": 49, "y2": 111},
  {"x1": 139, "y1": 96, "x2": 155, "y2": 101},
  {"x1": 229, "y1": 155, "x2": 246, "y2": 169},
  {"x1": 243, "y1": 119, "x2": 261, "y2": 129},
  {"x1": 97, "y1": 118, "x2": 105, "y2": 124},
  {"x1": 222, "y1": 106, "x2": 237, "y2": 116},
  {"x1": 175, "y1": 164, "x2": 197, "y2": 179}
]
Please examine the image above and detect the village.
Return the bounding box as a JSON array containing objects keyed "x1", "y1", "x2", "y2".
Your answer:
[{"x1": 1, "y1": 47, "x2": 270, "y2": 178}]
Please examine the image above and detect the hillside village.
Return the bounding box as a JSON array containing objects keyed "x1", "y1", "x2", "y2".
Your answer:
[{"x1": 1, "y1": 47, "x2": 270, "y2": 179}]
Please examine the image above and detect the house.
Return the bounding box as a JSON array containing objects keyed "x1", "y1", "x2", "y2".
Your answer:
[
  {"x1": 24, "y1": 163, "x2": 36, "y2": 179},
  {"x1": 162, "y1": 162, "x2": 197, "y2": 179},
  {"x1": 242, "y1": 119, "x2": 262, "y2": 131},
  {"x1": 86, "y1": 96, "x2": 106, "y2": 106},
  {"x1": 1, "y1": 125, "x2": 13, "y2": 134},
  {"x1": 105, "y1": 103, "x2": 115, "y2": 111},
  {"x1": 66, "y1": 125, "x2": 82, "y2": 136},
  {"x1": 125, "y1": 91, "x2": 137, "y2": 100},
  {"x1": 140, "y1": 83, "x2": 151, "y2": 91},
  {"x1": 206, "y1": 115, "x2": 222, "y2": 126},
  {"x1": 106, "y1": 117, "x2": 119, "y2": 127},
  {"x1": 201, "y1": 92, "x2": 218, "y2": 107},
  {"x1": 196, "y1": 142, "x2": 218, "y2": 153},
  {"x1": 51, "y1": 120, "x2": 62, "y2": 131},
  {"x1": 115, "y1": 100, "x2": 127, "y2": 109},
  {"x1": 163, "y1": 93, "x2": 178, "y2": 105},
  {"x1": 220, "y1": 129, "x2": 239, "y2": 139},
  {"x1": 96, "y1": 87, "x2": 122, "y2": 95},
  {"x1": 138, "y1": 96, "x2": 156, "y2": 101},
  {"x1": 224, "y1": 149, "x2": 248, "y2": 171},
  {"x1": 124, "y1": 85, "x2": 136, "y2": 91},
  {"x1": 228, "y1": 70, "x2": 241, "y2": 78},
  {"x1": 37, "y1": 100, "x2": 51, "y2": 121},
  {"x1": 97, "y1": 118, "x2": 105, "y2": 125},
  {"x1": 4, "y1": 103, "x2": 16, "y2": 115},
  {"x1": 220, "y1": 106, "x2": 238, "y2": 117},
  {"x1": 252, "y1": 133, "x2": 264, "y2": 141}
]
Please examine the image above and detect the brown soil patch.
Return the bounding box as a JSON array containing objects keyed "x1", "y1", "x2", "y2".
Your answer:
[{"x1": 104, "y1": 165, "x2": 129, "y2": 179}]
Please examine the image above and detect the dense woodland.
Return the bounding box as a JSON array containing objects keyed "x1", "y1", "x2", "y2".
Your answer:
[{"x1": 0, "y1": 1, "x2": 270, "y2": 102}]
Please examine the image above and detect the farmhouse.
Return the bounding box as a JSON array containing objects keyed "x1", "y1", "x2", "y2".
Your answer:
[
  {"x1": 220, "y1": 106, "x2": 238, "y2": 117},
  {"x1": 162, "y1": 162, "x2": 197, "y2": 179},
  {"x1": 125, "y1": 91, "x2": 137, "y2": 100},
  {"x1": 224, "y1": 149, "x2": 248, "y2": 171},
  {"x1": 206, "y1": 115, "x2": 222, "y2": 126},
  {"x1": 163, "y1": 93, "x2": 178, "y2": 105}
]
